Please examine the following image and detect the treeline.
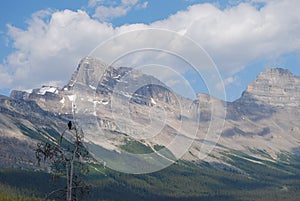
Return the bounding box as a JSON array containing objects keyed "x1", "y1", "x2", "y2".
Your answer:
[
  {"x1": 0, "y1": 182, "x2": 46, "y2": 201},
  {"x1": 0, "y1": 193, "x2": 43, "y2": 201},
  {"x1": 1, "y1": 155, "x2": 300, "y2": 201}
]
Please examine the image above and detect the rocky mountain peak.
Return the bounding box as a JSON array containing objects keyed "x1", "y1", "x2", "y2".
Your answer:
[
  {"x1": 264, "y1": 68, "x2": 293, "y2": 77},
  {"x1": 238, "y1": 68, "x2": 300, "y2": 107},
  {"x1": 3, "y1": 59, "x2": 300, "y2": 170},
  {"x1": 69, "y1": 57, "x2": 181, "y2": 106},
  {"x1": 65, "y1": 57, "x2": 108, "y2": 90},
  {"x1": 10, "y1": 57, "x2": 182, "y2": 114}
]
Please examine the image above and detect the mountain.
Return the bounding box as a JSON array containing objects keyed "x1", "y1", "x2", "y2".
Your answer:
[
  {"x1": 0, "y1": 94, "x2": 68, "y2": 169},
  {"x1": 2, "y1": 58, "x2": 300, "y2": 200},
  {"x1": 220, "y1": 68, "x2": 300, "y2": 164},
  {"x1": 238, "y1": 68, "x2": 300, "y2": 107},
  {"x1": 1, "y1": 57, "x2": 300, "y2": 173}
]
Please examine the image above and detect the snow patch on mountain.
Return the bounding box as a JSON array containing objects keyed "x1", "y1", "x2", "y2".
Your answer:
[
  {"x1": 60, "y1": 97, "x2": 65, "y2": 104},
  {"x1": 89, "y1": 85, "x2": 97, "y2": 90},
  {"x1": 67, "y1": 94, "x2": 76, "y2": 102},
  {"x1": 151, "y1": 98, "x2": 157, "y2": 105},
  {"x1": 38, "y1": 86, "x2": 58, "y2": 95}
]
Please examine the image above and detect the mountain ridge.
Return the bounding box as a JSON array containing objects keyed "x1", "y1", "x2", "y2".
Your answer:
[
  {"x1": 1, "y1": 57, "x2": 300, "y2": 172},
  {"x1": 237, "y1": 67, "x2": 300, "y2": 107}
]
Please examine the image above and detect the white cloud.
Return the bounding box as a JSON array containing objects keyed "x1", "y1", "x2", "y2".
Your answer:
[
  {"x1": 136, "y1": 1, "x2": 148, "y2": 9},
  {"x1": 88, "y1": 0, "x2": 105, "y2": 7},
  {"x1": 1, "y1": 0, "x2": 300, "y2": 99},
  {"x1": 0, "y1": 65, "x2": 13, "y2": 87},
  {"x1": 93, "y1": 6, "x2": 129, "y2": 21},
  {"x1": 224, "y1": 77, "x2": 235, "y2": 87},
  {"x1": 91, "y1": 0, "x2": 147, "y2": 21},
  {"x1": 121, "y1": 0, "x2": 138, "y2": 6},
  {"x1": 4, "y1": 9, "x2": 114, "y2": 90},
  {"x1": 152, "y1": 0, "x2": 300, "y2": 76}
]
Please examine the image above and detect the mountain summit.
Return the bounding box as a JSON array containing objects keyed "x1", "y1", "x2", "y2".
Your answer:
[
  {"x1": 2, "y1": 58, "x2": 300, "y2": 171},
  {"x1": 239, "y1": 68, "x2": 300, "y2": 107}
]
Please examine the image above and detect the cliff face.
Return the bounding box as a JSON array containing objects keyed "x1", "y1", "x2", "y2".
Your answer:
[
  {"x1": 10, "y1": 57, "x2": 182, "y2": 112},
  {"x1": 237, "y1": 68, "x2": 300, "y2": 107},
  {"x1": 3, "y1": 58, "x2": 300, "y2": 170}
]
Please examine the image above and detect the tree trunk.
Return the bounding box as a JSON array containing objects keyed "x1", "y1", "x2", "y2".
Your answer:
[
  {"x1": 66, "y1": 163, "x2": 71, "y2": 201},
  {"x1": 68, "y1": 160, "x2": 74, "y2": 201}
]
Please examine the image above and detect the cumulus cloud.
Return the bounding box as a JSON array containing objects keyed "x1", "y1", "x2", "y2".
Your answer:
[
  {"x1": 93, "y1": 6, "x2": 130, "y2": 21},
  {"x1": 90, "y1": 0, "x2": 148, "y2": 21},
  {"x1": 88, "y1": 0, "x2": 105, "y2": 7},
  {"x1": 153, "y1": 0, "x2": 300, "y2": 75},
  {"x1": 1, "y1": 0, "x2": 300, "y2": 99},
  {"x1": 121, "y1": 0, "x2": 139, "y2": 6},
  {"x1": 4, "y1": 9, "x2": 114, "y2": 90},
  {"x1": 136, "y1": 1, "x2": 148, "y2": 9}
]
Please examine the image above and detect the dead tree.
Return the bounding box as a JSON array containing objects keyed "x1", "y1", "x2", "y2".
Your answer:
[{"x1": 35, "y1": 121, "x2": 90, "y2": 201}]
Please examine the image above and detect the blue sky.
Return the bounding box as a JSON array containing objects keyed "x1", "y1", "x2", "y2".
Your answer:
[{"x1": 1, "y1": 0, "x2": 300, "y2": 101}]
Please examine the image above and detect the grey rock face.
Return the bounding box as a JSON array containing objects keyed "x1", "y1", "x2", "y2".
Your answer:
[
  {"x1": 0, "y1": 95, "x2": 71, "y2": 169},
  {"x1": 2, "y1": 58, "x2": 300, "y2": 170},
  {"x1": 238, "y1": 68, "x2": 300, "y2": 107}
]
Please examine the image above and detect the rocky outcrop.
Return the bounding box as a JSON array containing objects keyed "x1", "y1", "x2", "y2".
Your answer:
[
  {"x1": 11, "y1": 57, "x2": 182, "y2": 112},
  {"x1": 2, "y1": 58, "x2": 300, "y2": 170},
  {"x1": 237, "y1": 68, "x2": 300, "y2": 107}
]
